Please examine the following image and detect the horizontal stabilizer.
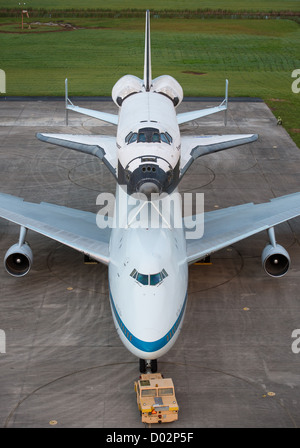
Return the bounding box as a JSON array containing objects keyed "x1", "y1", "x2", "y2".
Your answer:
[
  {"x1": 177, "y1": 80, "x2": 228, "y2": 125},
  {"x1": 66, "y1": 104, "x2": 118, "y2": 125},
  {"x1": 64, "y1": 78, "x2": 118, "y2": 125}
]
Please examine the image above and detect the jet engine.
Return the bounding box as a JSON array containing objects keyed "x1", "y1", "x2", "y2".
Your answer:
[
  {"x1": 4, "y1": 243, "x2": 33, "y2": 277},
  {"x1": 261, "y1": 243, "x2": 290, "y2": 277},
  {"x1": 112, "y1": 75, "x2": 143, "y2": 107}
]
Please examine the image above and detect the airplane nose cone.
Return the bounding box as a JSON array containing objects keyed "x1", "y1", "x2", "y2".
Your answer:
[
  {"x1": 131, "y1": 163, "x2": 169, "y2": 198},
  {"x1": 119, "y1": 157, "x2": 178, "y2": 197},
  {"x1": 138, "y1": 181, "x2": 160, "y2": 196}
]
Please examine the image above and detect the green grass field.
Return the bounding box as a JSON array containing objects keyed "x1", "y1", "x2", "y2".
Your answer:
[
  {"x1": 0, "y1": 14, "x2": 299, "y2": 146},
  {"x1": 0, "y1": 1, "x2": 299, "y2": 12}
]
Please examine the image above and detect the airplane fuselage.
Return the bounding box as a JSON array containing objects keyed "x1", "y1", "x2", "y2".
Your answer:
[{"x1": 108, "y1": 185, "x2": 188, "y2": 361}]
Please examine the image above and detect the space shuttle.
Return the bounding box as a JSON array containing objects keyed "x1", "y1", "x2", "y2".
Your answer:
[{"x1": 37, "y1": 10, "x2": 257, "y2": 197}]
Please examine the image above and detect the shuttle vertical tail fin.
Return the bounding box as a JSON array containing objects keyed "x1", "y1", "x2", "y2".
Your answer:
[{"x1": 143, "y1": 10, "x2": 152, "y2": 92}]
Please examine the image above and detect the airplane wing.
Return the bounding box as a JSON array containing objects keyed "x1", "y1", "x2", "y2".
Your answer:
[
  {"x1": 36, "y1": 133, "x2": 117, "y2": 178},
  {"x1": 184, "y1": 192, "x2": 300, "y2": 264},
  {"x1": 0, "y1": 193, "x2": 111, "y2": 265},
  {"x1": 180, "y1": 134, "x2": 258, "y2": 177}
]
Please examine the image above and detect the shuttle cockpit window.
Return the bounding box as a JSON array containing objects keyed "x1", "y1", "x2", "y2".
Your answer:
[
  {"x1": 128, "y1": 132, "x2": 138, "y2": 144},
  {"x1": 126, "y1": 127, "x2": 172, "y2": 145},
  {"x1": 138, "y1": 132, "x2": 147, "y2": 143},
  {"x1": 130, "y1": 268, "x2": 168, "y2": 286},
  {"x1": 152, "y1": 132, "x2": 160, "y2": 143},
  {"x1": 160, "y1": 133, "x2": 169, "y2": 144},
  {"x1": 137, "y1": 127, "x2": 159, "y2": 143},
  {"x1": 165, "y1": 132, "x2": 173, "y2": 143},
  {"x1": 125, "y1": 131, "x2": 133, "y2": 143}
]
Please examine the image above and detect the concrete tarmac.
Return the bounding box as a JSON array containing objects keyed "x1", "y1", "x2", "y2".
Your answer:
[{"x1": 0, "y1": 98, "x2": 300, "y2": 428}]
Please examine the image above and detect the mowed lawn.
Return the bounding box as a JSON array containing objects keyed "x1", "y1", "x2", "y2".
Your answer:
[
  {"x1": 0, "y1": 0, "x2": 299, "y2": 11},
  {"x1": 0, "y1": 17, "x2": 300, "y2": 145}
]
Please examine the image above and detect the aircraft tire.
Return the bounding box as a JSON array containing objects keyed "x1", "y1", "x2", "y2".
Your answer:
[
  {"x1": 139, "y1": 359, "x2": 146, "y2": 373},
  {"x1": 151, "y1": 359, "x2": 157, "y2": 373}
]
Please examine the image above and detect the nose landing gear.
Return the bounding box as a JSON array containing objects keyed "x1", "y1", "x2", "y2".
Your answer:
[{"x1": 139, "y1": 358, "x2": 157, "y2": 373}]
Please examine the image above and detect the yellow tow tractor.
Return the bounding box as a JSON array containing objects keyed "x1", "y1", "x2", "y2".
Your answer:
[{"x1": 134, "y1": 373, "x2": 179, "y2": 424}]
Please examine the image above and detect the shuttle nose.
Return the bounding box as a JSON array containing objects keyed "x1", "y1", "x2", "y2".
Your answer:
[
  {"x1": 133, "y1": 162, "x2": 169, "y2": 197},
  {"x1": 138, "y1": 181, "x2": 160, "y2": 196},
  {"x1": 121, "y1": 159, "x2": 176, "y2": 198}
]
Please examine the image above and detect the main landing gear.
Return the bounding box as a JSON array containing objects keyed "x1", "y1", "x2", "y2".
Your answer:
[{"x1": 139, "y1": 359, "x2": 157, "y2": 374}]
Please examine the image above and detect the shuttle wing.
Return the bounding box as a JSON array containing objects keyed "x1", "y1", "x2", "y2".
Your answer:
[
  {"x1": 184, "y1": 192, "x2": 300, "y2": 264},
  {"x1": 180, "y1": 133, "x2": 258, "y2": 177},
  {"x1": 36, "y1": 133, "x2": 117, "y2": 178},
  {"x1": 0, "y1": 193, "x2": 111, "y2": 265}
]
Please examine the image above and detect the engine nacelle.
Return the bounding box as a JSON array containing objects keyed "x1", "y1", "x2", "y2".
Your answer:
[
  {"x1": 4, "y1": 243, "x2": 33, "y2": 277},
  {"x1": 112, "y1": 75, "x2": 143, "y2": 107},
  {"x1": 262, "y1": 243, "x2": 290, "y2": 277},
  {"x1": 152, "y1": 75, "x2": 183, "y2": 107}
]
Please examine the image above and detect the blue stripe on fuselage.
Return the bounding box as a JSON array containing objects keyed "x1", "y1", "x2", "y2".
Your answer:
[{"x1": 109, "y1": 287, "x2": 187, "y2": 353}]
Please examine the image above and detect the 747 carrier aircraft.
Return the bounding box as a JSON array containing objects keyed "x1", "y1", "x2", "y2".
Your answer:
[{"x1": 1, "y1": 11, "x2": 300, "y2": 373}]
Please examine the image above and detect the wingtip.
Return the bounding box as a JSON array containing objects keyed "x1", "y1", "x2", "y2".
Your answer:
[
  {"x1": 36, "y1": 132, "x2": 46, "y2": 142},
  {"x1": 36, "y1": 132, "x2": 52, "y2": 143}
]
